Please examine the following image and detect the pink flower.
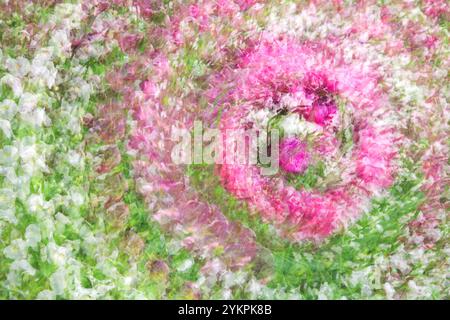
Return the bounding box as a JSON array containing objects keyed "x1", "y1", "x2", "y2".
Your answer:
[
  {"x1": 188, "y1": 4, "x2": 201, "y2": 18},
  {"x1": 306, "y1": 101, "x2": 337, "y2": 126},
  {"x1": 299, "y1": 72, "x2": 338, "y2": 126},
  {"x1": 423, "y1": 0, "x2": 449, "y2": 19},
  {"x1": 424, "y1": 35, "x2": 439, "y2": 49},
  {"x1": 234, "y1": 0, "x2": 259, "y2": 11},
  {"x1": 355, "y1": 126, "x2": 396, "y2": 188},
  {"x1": 140, "y1": 80, "x2": 158, "y2": 98},
  {"x1": 135, "y1": 0, "x2": 153, "y2": 18},
  {"x1": 118, "y1": 33, "x2": 142, "y2": 53},
  {"x1": 279, "y1": 137, "x2": 310, "y2": 174},
  {"x1": 188, "y1": 4, "x2": 209, "y2": 31}
]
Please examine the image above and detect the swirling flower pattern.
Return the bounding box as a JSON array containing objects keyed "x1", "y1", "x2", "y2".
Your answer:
[{"x1": 212, "y1": 36, "x2": 398, "y2": 240}]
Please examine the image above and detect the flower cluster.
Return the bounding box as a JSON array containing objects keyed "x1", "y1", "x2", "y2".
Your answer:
[{"x1": 212, "y1": 35, "x2": 398, "y2": 240}]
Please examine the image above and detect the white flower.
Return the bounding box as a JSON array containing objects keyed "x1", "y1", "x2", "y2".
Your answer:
[
  {"x1": 390, "y1": 251, "x2": 411, "y2": 274},
  {"x1": 0, "y1": 145, "x2": 19, "y2": 166},
  {"x1": 54, "y1": 213, "x2": 70, "y2": 234},
  {"x1": 123, "y1": 276, "x2": 135, "y2": 286},
  {"x1": 177, "y1": 259, "x2": 194, "y2": 272},
  {"x1": 30, "y1": 50, "x2": 57, "y2": 88},
  {"x1": 6, "y1": 269, "x2": 20, "y2": 287},
  {"x1": 247, "y1": 278, "x2": 264, "y2": 298},
  {"x1": 361, "y1": 283, "x2": 373, "y2": 297},
  {"x1": 349, "y1": 269, "x2": 370, "y2": 287},
  {"x1": 25, "y1": 224, "x2": 41, "y2": 248},
  {"x1": 18, "y1": 92, "x2": 39, "y2": 113},
  {"x1": 0, "y1": 119, "x2": 12, "y2": 138},
  {"x1": 36, "y1": 290, "x2": 56, "y2": 300},
  {"x1": 47, "y1": 242, "x2": 69, "y2": 266},
  {"x1": 70, "y1": 77, "x2": 92, "y2": 101},
  {"x1": 222, "y1": 271, "x2": 246, "y2": 289},
  {"x1": 50, "y1": 268, "x2": 67, "y2": 296},
  {"x1": 433, "y1": 68, "x2": 447, "y2": 79},
  {"x1": 0, "y1": 99, "x2": 18, "y2": 120},
  {"x1": 55, "y1": 212, "x2": 70, "y2": 225},
  {"x1": 17, "y1": 138, "x2": 48, "y2": 175},
  {"x1": 28, "y1": 194, "x2": 46, "y2": 213},
  {"x1": 1, "y1": 74, "x2": 23, "y2": 97},
  {"x1": 5, "y1": 56, "x2": 30, "y2": 78},
  {"x1": 0, "y1": 208, "x2": 16, "y2": 224},
  {"x1": 49, "y1": 29, "x2": 71, "y2": 57},
  {"x1": 54, "y1": 3, "x2": 83, "y2": 29},
  {"x1": 247, "y1": 108, "x2": 272, "y2": 129},
  {"x1": 317, "y1": 282, "x2": 333, "y2": 300},
  {"x1": 67, "y1": 150, "x2": 83, "y2": 167},
  {"x1": 21, "y1": 108, "x2": 51, "y2": 127},
  {"x1": 69, "y1": 190, "x2": 84, "y2": 206},
  {"x1": 10, "y1": 259, "x2": 36, "y2": 276},
  {"x1": 222, "y1": 289, "x2": 232, "y2": 300},
  {"x1": 280, "y1": 113, "x2": 322, "y2": 137},
  {"x1": 32, "y1": 49, "x2": 53, "y2": 65},
  {"x1": 407, "y1": 280, "x2": 431, "y2": 299},
  {"x1": 67, "y1": 116, "x2": 81, "y2": 134},
  {"x1": 4, "y1": 239, "x2": 28, "y2": 260},
  {"x1": 384, "y1": 282, "x2": 396, "y2": 300}
]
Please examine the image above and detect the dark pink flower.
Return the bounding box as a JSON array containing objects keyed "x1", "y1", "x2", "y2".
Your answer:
[
  {"x1": 300, "y1": 72, "x2": 338, "y2": 126},
  {"x1": 307, "y1": 100, "x2": 337, "y2": 126},
  {"x1": 140, "y1": 80, "x2": 158, "y2": 98},
  {"x1": 423, "y1": 0, "x2": 449, "y2": 19},
  {"x1": 118, "y1": 33, "x2": 142, "y2": 53},
  {"x1": 135, "y1": 0, "x2": 153, "y2": 18},
  {"x1": 234, "y1": 0, "x2": 259, "y2": 11},
  {"x1": 279, "y1": 137, "x2": 310, "y2": 174}
]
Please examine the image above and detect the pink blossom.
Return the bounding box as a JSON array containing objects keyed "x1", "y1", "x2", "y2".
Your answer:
[
  {"x1": 234, "y1": 0, "x2": 259, "y2": 11},
  {"x1": 135, "y1": 0, "x2": 153, "y2": 18},
  {"x1": 118, "y1": 33, "x2": 142, "y2": 53},
  {"x1": 279, "y1": 137, "x2": 310, "y2": 174},
  {"x1": 306, "y1": 101, "x2": 337, "y2": 126},
  {"x1": 188, "y1": 4, "x2": 209, "y2": 31},
  {"x1": 423, "y1": 0, "x2": 449, "y2": 19},
  {"x1": 140, "y1": 80, "x2": 158, "y2": 98}
]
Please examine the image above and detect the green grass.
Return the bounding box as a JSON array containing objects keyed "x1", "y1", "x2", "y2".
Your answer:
[{"x1": 186, "y1": 162, "x2": 427, "y2": 298}]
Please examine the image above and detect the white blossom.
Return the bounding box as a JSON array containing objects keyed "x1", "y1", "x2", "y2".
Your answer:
[
  {"x1": 384, "y1": 282, "x2": 396, "y2": 300},
  {"x1": 10, "y1": 259, "x2": 36, "y2": 276},
  {"x1": 0, "y1": 119, "x2": 12, "y2": 138},
  {"x1": 280, "y1": 113, "x2": 322, "y2": 137},
  {"x1": 21, "y1": 108, "x2": 51, "y2": 127},
  {"x1": 0, "y1": 99, "x2": 18, "y2": 120},
  {"x1": 67, "y1": 150, "x2": 83, "y2": 167},
  {"x1": 4, "y1": 239, "x2": 28, "y2": 260},
  {"x1": 177, "y1": 259, "x2": 194, "y2": 272},
  {"x1": 1, "y1": 74, "x2": 23, "y2": 97},
  {"x1": 49, "y1": 29, "x2": 72, "y2": 57},
  {"x1": 50, "y1": 268, "x2": 67, "y2": 296},
  {"x1": 30, "y1": 50, "x2": 57, "y2": 88},
  {"x1": 46, "y1": 242, "x2": 70, "y2": 266},
  {"x1": 28, "y1": 194, "x2": 47, "y2": 213},
  {"x1": 36, "y1": 290, "x2": 56, "y2": 300},
  {"x1": 5, "y1": 56, "x2": 30, "y2": 78},
  {"x1": 18, "y1": 92, "x2": 39, "y2": 113},
  {"x1": 25, "y1": 224, "x2": 41, "y2": 248}
]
